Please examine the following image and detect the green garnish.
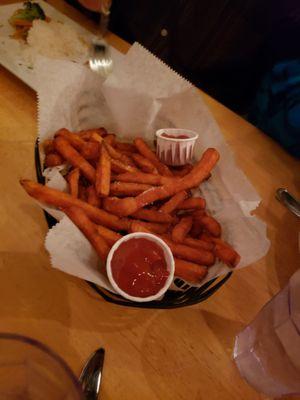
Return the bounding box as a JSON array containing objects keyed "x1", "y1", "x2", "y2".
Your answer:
[{"x1": 9, "y1": 2, "x2": 46, "y2": 25}]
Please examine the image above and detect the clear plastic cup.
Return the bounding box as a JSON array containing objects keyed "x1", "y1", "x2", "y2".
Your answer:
[
  {"x1": 234, "y1": 269, "x2": 300, "y2": 397},
  {"x1": 0, "y1": 333, "x2": 83, "y2": 400}
]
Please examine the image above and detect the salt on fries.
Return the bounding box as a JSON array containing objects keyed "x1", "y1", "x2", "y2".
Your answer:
[{"x1": 20, "y1": 127, "x2": 240, "y2": 285}]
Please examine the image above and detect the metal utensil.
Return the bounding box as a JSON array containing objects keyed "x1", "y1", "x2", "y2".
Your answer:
[
  {"x1": 89, "y1": 0, "x2": 113, "y2": 77},
  {"x1": 79, "y1": 348, "x2": 105, "y2": 400},
  {"x1": 276, "y1": 188, "x2": 300, "y2": 218}
]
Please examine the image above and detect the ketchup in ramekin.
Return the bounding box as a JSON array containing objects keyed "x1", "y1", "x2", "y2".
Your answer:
[
  {"x1": 161, "y1": 133, "x2": 189, "y2": 139},
  {"x1": 106, "y1": 233, "x2": 175, "y2": 302},
  {"x1": 156, "y1": 128, "x2": 199, "y2": 166}
]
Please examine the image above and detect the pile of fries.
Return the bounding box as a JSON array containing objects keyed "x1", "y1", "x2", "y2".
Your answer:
[{"x1": 20, "y1": 127, "x2": 240, "y2": 288}]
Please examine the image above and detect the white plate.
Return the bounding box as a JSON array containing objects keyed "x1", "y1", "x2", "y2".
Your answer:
[{"x1": 0, "y1": 1, "x2": 122, "y2": 90}]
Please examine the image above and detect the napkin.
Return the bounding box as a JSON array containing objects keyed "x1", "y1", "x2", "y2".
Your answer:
[{"x1": 35, "y1": 43, "x2": 270, "y2": 291}]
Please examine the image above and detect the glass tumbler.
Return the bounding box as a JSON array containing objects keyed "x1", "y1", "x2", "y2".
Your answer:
[
  {"x1": 0, "y1": 333, "x2": 83, "y2": 400},
  {"x1": 234, "y1": 269, "x2": 300, "y2": 397}
]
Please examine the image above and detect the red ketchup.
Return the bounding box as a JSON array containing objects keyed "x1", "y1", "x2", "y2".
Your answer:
[
  {"x1": 161, "y1": 132, "x2": 189, "y2": 139},
  {"x1": 111, "y1": 238, "x2": 169, "y2": 298}
]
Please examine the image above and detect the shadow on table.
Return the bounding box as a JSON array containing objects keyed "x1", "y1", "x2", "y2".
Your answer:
[
  {"x1": 138, "y1": 307, "x2": 258, "y2": 400},
  {"x1": 0, "y1": 249, "x2": 81, "y2": 364},
  {"x1": 257, "y1": 196, "x2": 300, "y2": 292}
]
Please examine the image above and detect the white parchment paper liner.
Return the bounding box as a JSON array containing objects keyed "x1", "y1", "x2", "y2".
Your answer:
[{"x1": 35, "y1": 43, "x2": 270, "y2": 292}]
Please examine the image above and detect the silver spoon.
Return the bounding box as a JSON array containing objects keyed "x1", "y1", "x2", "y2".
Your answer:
[
  {"x1": 89, "y1": 0, "x2": 113, "y2": 77},
  {"x1": 79, "y1": 348, "x2": 105, "y2": 400},
  {"x1": 276, "y1": 188, "x2": 300, "y2": 218}
]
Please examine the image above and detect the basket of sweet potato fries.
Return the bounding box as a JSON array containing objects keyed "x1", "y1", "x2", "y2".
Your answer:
[{"x1": 20, "y1": 126, "x2": 239, "y2": 308}]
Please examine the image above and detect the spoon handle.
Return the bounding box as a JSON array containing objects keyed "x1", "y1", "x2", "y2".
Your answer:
[
  {"x1": 276, "y1": 188, "x2": 300, "y2": 218},
  {"x1": 79, "y1": 348, "x2": 105, "y2": 400}
]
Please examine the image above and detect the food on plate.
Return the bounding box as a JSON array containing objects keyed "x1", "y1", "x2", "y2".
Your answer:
[
  {"x1": 109, "y1": 237, "x2": 170, "y2": 298},
  {"x1": 20, "y1": 126, "x2": 240, "y2": 297},
  {"x1": 26, "y1": 20, "x2": 89, "y2": 62},
  {"x1": 9, "y1": 2, "x2": 89, "y2": 63},
  {"x1": 9, "y1": 1, "x2": 46, "y2": 40}
]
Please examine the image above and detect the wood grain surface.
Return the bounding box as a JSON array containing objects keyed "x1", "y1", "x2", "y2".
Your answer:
[{"x1": 1, "y1": 1, "x2": 300, "y2": 399}]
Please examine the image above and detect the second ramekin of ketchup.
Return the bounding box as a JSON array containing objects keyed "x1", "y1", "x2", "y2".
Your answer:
[
  {"x1": 156, "y1": 128, "x2": 199, "y2": 166},
  {"x1": 106, "y1": 233, "x2": 175, "y2": 302}
]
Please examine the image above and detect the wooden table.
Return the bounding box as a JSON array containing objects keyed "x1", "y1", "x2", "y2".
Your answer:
[{"x1": 1, "y1": 1, "x2": 300, "y2": 399}]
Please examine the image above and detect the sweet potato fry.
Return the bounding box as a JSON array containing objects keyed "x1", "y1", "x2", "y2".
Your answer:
[
  {"x1": 20, "y1": 180, "x2": 130, "y2": 231},
  {"x1": 130, "y1": 220, "x2": 152, "y2": 234},
  {"x1": 219, "y1": 246, "x2": 240, "y2": 268},
  {"x1": 189, "y1": 222, "x2": 203, "y2": 238},
  {"x1": 78, "y1": 184, "x2": 87, "y2": 202},
  {"x1": 43, "y1": 139, "x2": 55, "y2": 155},
  {"x1": 78, "y1": 128, "x2": 107, "y2": 140},
  {"x1": 130, "y1": 220, "x2": 170, "y2": 234},
  {"x1": 104, "y1": 142, "x2": 135, "y2": 166},
  {"x1": 115, "y1": 172, "x2": 174, "y2": 186},
  {"x1": 104, "y1": 134, "x2": 116, "y2": 145},
  {"x1": 171, "y1": 164, "x2": 193, "y2": 177},
  {"x1": 174, "y1": 258, "x2": 207, "y2": 283},
  {"x1": 131, "y1": 153, "x2": 158, "y2": 174},
  {"x1": 199, "y1": 235, "x2": 240, "y2": 268},
  {"x1": 192, "y1": 209, "x2": 207, "y2": 218},
  {"x1": 44, "y1": 153, "x2": 64, "y2": 167},
  {"x1": 183, "y1": 237, "x2": 214, "y2": 251},
  {"x1": 55, "y1": 128, "x2": 86, "y2": 151},
  {"x1": 159, "y1": 191, "x2": 188, "y2": 214},
  {"x1": 80, "y1": 141, "x2": 100, "y2": 161},
  {"x1": 88, "y1": 132, "x2": 104, "y2": 144},
  {"x1": 115, "y1": 142, "x2": 136, "y2": 153},
  {"x1": 54, "y1": 137, "x2": 95, "y2": 183},
  {"x1": 160, "y1": 235, "x2": 215, "y2": 265},
  {"x1": 171, "y1": 216, "x2": 193, "y2": 243},
  {"x1": 95, "y1": 145, "x2": 111, "y2": 197},
  {"x1": 134, "y1": 137, "x2": 173, "y2": 176},
  {"x1": 86, "y1": 186, "x2": 101, "y2": 207},
  {"x1": 214, "y1": 242, "x2": 240, "y2": 268},
  {"x1": 130, "y1": 221, "x2": 215, "y2": 266},
  {"x1": 177, "y1": 197, "x2": 206, "y2": 210},
  {"x1": 95, "y1": 225, "x2": 122, "y2": 246},
  {"x1": 67, "y1": 168, "x2": 80, "y2": 198},
  {"x1": 110, "y1": 159, "x2": 137, "y2": 174},
  {"x1": 64, "y1": 206, "x2": 109, "y2": 261},
  {"x1": 195, "y1": 215, "x2": 222, "y2": 237},
  {"x1": 132, "y1": 208, "x2": 174, "y2": 223},
  {"x1": 110, "y1": 182, "x2": 152, "y2": 196},
  {"x1": 87, "y1": 148, "x2": 220, "y2": 217}
]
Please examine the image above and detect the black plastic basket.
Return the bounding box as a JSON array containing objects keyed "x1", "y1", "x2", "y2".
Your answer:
[{"x1": 35, "y1": 141, "x2": 232, "y2": 308}]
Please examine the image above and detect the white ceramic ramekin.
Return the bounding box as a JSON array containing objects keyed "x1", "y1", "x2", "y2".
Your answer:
[
  {"x1": 106, "y1": 232, "x2": 175, "y2": 302},
  {"x1": 156, "y1": 128, "x2": 199, "y2": 166}
]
